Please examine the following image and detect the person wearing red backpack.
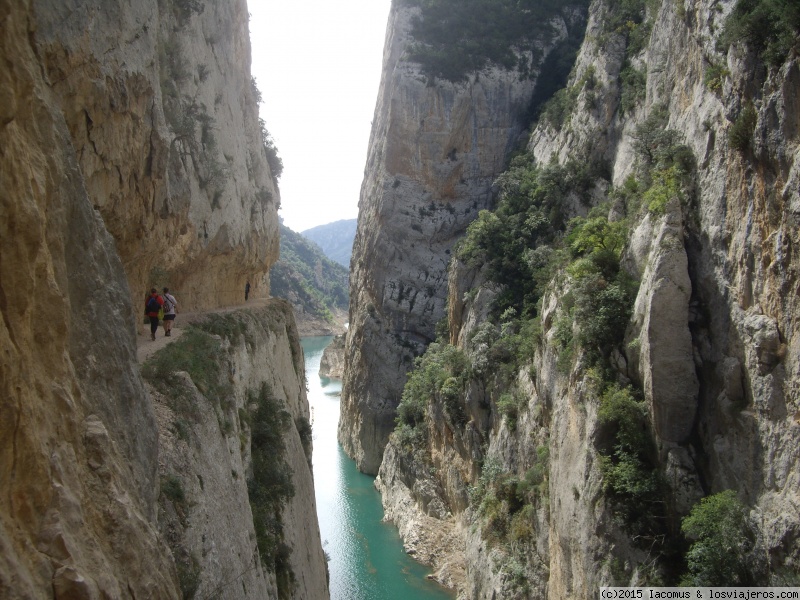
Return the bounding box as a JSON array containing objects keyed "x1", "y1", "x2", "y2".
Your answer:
[{"x1": 144, "y1": 288, "x2": 164, "y2": 341}]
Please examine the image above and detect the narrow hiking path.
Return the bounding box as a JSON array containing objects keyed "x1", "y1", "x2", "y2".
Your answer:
[{"x1": 136, "y1": 297, "x2": 272, "y2": 364}]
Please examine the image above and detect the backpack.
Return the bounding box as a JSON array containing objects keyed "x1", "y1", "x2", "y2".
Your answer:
[
  {"x1": 146, "y1": 296, "x2": 160, "y2": 314},
  {"x1": 163, "y1": 296, "x2": 173, "y2": 313}
]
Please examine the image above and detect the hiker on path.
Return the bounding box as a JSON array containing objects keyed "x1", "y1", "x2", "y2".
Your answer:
[
  {"x1": 162, "y1": 287, "x2": 178, "y2": 337},
  {"x1": 144, "y1": 288, "x2": 164, "y2": 341},
  {"x1": 245, "y1": 280, "x2": 251, "y2": 301}
]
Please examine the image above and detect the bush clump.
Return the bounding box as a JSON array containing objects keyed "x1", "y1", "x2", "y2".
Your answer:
[
  {"x1": 718, "y1": 0, "x2": 800, "y2": 67},
  {"x1": 596, "y1": 385, "x2": 665, "y2": 539},
  {"x1": 142, "y1": 327, "x2": 232, "y2": 415},
  {"x1": 458, "y1": 152, "x2": 602, "y2": 317},
  {"x1": 561, "y1": 210, "x2": 638, "y2": 371},
  {"x1": 681, "y1": 490, "x2": 755, "y2": 586},
  {"x1": 629, "y1": 107, "x2": 696, "y2": 214},
  {"x1": 729, "y1": 103, "x2": 758, "y2": 153},
  {"x1": 471, "y1": 448, "x2": 549, "y2": 549},
  {"x1": 395, "y1": 341, "x2": 471, "y2": 449},
  {"x1": 246, "y1": 383, "x2": 296, "y2": 596}
]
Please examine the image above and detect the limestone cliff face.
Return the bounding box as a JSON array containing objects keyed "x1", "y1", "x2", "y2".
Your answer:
[
  {"x1": 1, "y1": 1, "x2": 324, "y2": 598},
  {"x1": 524, "y1": 5, "x2": 800, "y2": 592},
  {"x1": 1, "y1": 1, "x2": 178, "y2": 595},
  {"x1": 340, "y1": 2, "x2": 584, "y2": 474},
  {"x1": 319, "y1": 334, "x2": 346, "y2": 379},
  {"x1": 152, "y1": 301, "x2": 329, "y2": 600},
  {"x1": 31, "y1": 0, "x2": 279, "y2": 311},
  {"x1": 361, "y1": 0, "x2": 800, "y2": 597}
]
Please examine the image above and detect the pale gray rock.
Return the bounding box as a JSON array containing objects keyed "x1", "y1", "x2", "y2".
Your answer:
[
  {"x1": 340, "y1": 2, "x2": 577, "y2": 475},
  {"x1": 31, "y1": 0, "x2": 279, "y2": 313},
  {"x1": 346, "y1": 0, "x2": 800, "y2": 595},
  {"x1": 154, "y1": 302, "x2": 329, "y2": 600},
  {"x1": 319, "y1": 334, "x2": 346, "y2": 379},
  {"x1": 629, "y1": 199, "x2": 698, "y2": 445}
]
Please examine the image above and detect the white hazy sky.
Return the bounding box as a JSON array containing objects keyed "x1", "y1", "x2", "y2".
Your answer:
[{"x1": 248, "y1": 0, "x2": 392, "y2": 233}]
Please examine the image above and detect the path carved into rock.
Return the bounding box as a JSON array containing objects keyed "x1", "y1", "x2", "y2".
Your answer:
[{"x1": 136, "y1": 298, "x2": 271, "y2": 364}]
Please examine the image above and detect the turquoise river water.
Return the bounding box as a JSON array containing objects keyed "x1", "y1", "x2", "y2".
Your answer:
[{"x1": 301, "y1": 336, "x2": 454, "y2": 600}]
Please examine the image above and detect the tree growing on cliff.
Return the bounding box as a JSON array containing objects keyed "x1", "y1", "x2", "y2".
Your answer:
[
  {"x1": 680, "y1": 490, "x2": 755, "y2": 586},
  {"x1": 259, "y1": 118, "x2": 283, "y2": 181},
  {"x1": 718, "y1": 0, "x2": 800, "y2": 67}
]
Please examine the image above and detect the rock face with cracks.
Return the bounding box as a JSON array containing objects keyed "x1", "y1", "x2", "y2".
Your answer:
[
  {"x1": 30, "y1": 0, "x2": 279, "y2": 312},
  {"x1": 0, "y1": 0, "x2": 326, "y2": 598},
  {"x1": 339, "y1": 1, "x2": 583, "y2": 475},
  {"x1": 346, "y1": 0, "x2": 800, "y2": 597}
]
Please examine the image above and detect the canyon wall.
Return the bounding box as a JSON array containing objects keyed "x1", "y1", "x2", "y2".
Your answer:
[
  {"x1": 1, "y1": 0, "x2": 178, "y2": 595},
  {"x1": 31, "y1": 0, "x2": 279, "y2": 312},
  {"x1": 354, "y1": 0, "x2": 800, "y2": 597},
  {"x1": 1, "y1": 0, "x2": 326, "y2": 597},
  {"x1": 151, "y1": 301, "x2": 329, "y2": 600},
  {"x1": 339, "y1": 1, "x2": 586, "y2": 474}
]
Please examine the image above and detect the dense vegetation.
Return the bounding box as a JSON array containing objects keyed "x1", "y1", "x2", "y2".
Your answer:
[
  {"x1": 680, "y1": 490, "x2": 754, "y2": 586},
  {"x1": 388, "y1": 0, "x2": 781, "y2": 586},
  {"x1": 395, "y1": 339, "x2": 470, "y2": 451},
  {"x1": 247, "y1": 383, "x2": 296, "y2": 598},
  {"x1": 397, "y1": 0, "x2": 589, "y2": 81},
  {"x1": 270, "y1": 223, "x2": 349, "y2": 323},
  {"x1": 393, "y1": 94, "x2": 709, "y2": 581},
  {"x1": 457, "y1": 151, "x2": 606, "y2": 318},
  {"x1": 719, "y1": 0, "x2": 800, "y2": 67},
  {"x1": 143, "y1": 325, "x2": 233, "y2": 424},
  {"x1": 596, "y1": 383, "x2": 665, "y2": 544}
]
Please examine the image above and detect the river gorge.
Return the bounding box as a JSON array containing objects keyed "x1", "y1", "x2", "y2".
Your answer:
[{"x1": 303, "y1": 337, "x2": 453, "y2": 600}]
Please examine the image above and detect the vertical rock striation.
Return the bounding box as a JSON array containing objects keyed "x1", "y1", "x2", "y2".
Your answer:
[
  {"x1": 30, "y1": 0, "x2": 279, "y2": 311},
  {"x1": 152, "y1": 301, "x2": 329, "y2": 600},
  {"x1": 340, "y1": 2, "x2": 582, "y2": 474},
  {"x1": 1, "y1": 0, "x2": 326, "y2": 598},
  {"x1": 1, "y1": 0, "x2": 178, "y2": 595},
  {"x1": 352, "y1": 0, "x2": 800, "y2": 596}
]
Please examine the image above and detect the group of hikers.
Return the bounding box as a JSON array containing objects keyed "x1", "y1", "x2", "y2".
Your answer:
[
  {"x1": 144, "y1": 287, "x2": 179, "y2": 341},
  {"x1": 144, "y1": 280, "x2": 253, "y2": 341}
]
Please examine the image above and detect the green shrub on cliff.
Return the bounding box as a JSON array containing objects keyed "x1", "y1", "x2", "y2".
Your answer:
[
  {"x1": 596, "y1": 385, "x2": 664, "y2": 539},
  {"x1": 681, "y1": 490, "x2": 754, "y2": 586},
  {"x1": 395, "y1": 341, "x2": 471, "y2": 448},
  {"x1": 471, "y1": 449, "x2": 548, "y2": 553},
  {"x1": 564, "y1": 213, "x2": 638, "y2": 370},
  {"x1": 629, "y1": 107, "x2": 697, "y2": 214},
  {"x1": 718, "y1": 0, "x2": 800, "y2": 67},
  {"x1": 729, "y1": 102, "x2": 758, "y2": 153},
  {"x1": 247, "y1": 383, "x2": 296, "y2": 596},
  {"x1": 143, "y1": 327, "x2": 232, "y2": 416},
  {"x1": 458, "y1": 152, "x2": 600, "y2": 317},
  {"x1": 259, "y1": 118, "x2": 284, "y2": 181}
]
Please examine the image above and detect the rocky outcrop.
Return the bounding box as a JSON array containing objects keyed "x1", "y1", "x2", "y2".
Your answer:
[
  {"x1": 352, "y1": 0, "x2": 800, "y2": 597},
  {"x1": 375, "y1": 442, "x2": 466, "y2": 591},
  {"x1": 1, "y1": 0, "x2": 326, "y2": 597},
  {"x1": 30, "y1": 0, "x2": 279, "y2": 312},
  {"x1": 1, "y1": 0, "x2": 178, "y2": 595},
  {"x1": 340, "y1": 1, "x2": 586, "y2": 474},
  {"x1": 319, "y1": 334, "x2": 346, "y2": 379},
  {"x1": 152, "y1": 301, "x2": 329, "y2": 600}
]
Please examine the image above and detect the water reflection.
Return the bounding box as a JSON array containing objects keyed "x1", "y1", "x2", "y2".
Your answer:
[{"x1": 302, "y1": 337, "x2": 453, "y2": 600}]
